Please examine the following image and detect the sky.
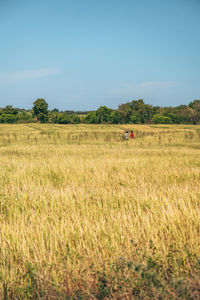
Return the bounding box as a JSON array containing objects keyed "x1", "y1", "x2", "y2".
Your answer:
[{"x1": 0, "y1": 0, "x2": 200, "y2": 110}]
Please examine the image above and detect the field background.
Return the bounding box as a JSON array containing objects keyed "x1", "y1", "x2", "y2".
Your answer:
[{"x1": 0, "y1": 124, "x2": 200, "y2": 299}]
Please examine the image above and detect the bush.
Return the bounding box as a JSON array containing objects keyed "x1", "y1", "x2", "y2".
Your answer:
[
  {"x1": 56, "y1": 113, "x2": 80, "y2": 124},
  {"x1": 152, "y1": 114, "x2": 173, "y2": 124},
  {"x1": 0, "y1": 113, "x2": 18, "y2": 123},
  {"x1": 130, "y1": 114, "x2": 140, "y2": 124}
]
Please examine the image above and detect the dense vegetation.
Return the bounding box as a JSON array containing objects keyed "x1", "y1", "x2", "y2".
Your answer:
[
  {"x1": 0, "y1": 124, "x2": 199, "y2": 299},
  {"x1": 1, "y1": 98, "x2": 200, "y2": 124}
]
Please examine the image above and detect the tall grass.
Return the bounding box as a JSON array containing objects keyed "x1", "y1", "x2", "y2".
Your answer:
[{"x1": 0, "y1": 124, "x2": 199, "y2": 299}]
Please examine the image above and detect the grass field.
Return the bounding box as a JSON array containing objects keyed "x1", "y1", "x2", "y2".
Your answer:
[{"x1": 0, "y1": 124, "x2": 200, "y2": 299}]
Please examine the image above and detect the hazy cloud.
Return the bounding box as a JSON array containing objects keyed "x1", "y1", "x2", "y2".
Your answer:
[
  {"x1": 109, "y1": 81, "x2": 179, "y2": 97},
  {"x1": 0, "y1": 68, "x2": 59, "y2": 85}
]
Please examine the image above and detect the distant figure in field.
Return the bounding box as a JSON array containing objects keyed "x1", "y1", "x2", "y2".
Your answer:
[
  {"x1": 124, "y1": 130, "x2": 129, "y2": 140},
  {"x1": 130, "y1": 130, "x2": 134, "y2": 139}
]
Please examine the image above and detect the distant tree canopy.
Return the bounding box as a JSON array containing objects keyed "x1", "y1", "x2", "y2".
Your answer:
[
  {"x1": 48, "y1": 111, "x2": 80, "y2": 124},
  {"x1": 33, "y1": 98, "x2": 48, "y2": 123},
  {"x1": 0, "y1": 105, "x2": 34, "y2": 123},
  {"x1": 84, "y1": 99, "x2": 200, "y2": 125},
  {"x1": 85, "y1": 106, "x2": 112, "y2": 124},
  {"x1": 0, "y1": 98, "x2": 200, "y2": 124}
]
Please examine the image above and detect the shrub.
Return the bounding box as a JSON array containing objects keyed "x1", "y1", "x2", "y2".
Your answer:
[{"x1": 152, "y1": 114, "x2": 173, "y2": 124}]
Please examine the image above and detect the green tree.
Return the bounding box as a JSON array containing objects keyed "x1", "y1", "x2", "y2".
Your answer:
[
  {"x1": 85, "y1": 111, "x2": 98, "y2": 124},
  {"x1": 110, "y1": 111, "x2": 121, "y2": 124},
  {"x1": 188, "y1": 100, "x2": 200, "y2": 124},
  {"x1": 118, "y1": 102, "x2": 133, "y2": 123},
  {"x1": 55, "y1": 112, "x2": 80, "y2": 124},
  {"x1": 85, "y1": 106, "x2": 112, "y2": 124},
  {"x1": 173, "y1": 105, "x2": 192, "y2": 124},
  {"x1": 17, "y1": 110, "x2": 34, "y2": 123},
  {"x1": 33, "y1": 98, "x2": 48, "y2": 123},
  {"x1": 3, "y1": 105, "x2": 18, "y2": 115},
  {"x1": 96, "y1": 106, "x2": 112, "y2": 123},
  {"x1": 152, "y1": 114, "x2": 172, "y2": 124},
  {"x1": 0, "y1": 105, "x2": 19, "y2": 123},
  {"x1": 130, "y1": 114, "x2": 140, "y2": 124},
  {"x1": 118, "y1": 99, "x2": 154, "y2": 123},
  {"x1": 129, "y1": 99, "x2": 145, "y2": 110},
  {"x1": 0, "y1": 113, "x2": 18, "y2": 123}
]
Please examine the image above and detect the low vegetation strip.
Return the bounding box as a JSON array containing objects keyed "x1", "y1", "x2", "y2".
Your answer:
[
  {"x1": 0, "y1": 124, "x2": 200, "y2": 299},
  {"x1": 0, "y1": 98, "x2": 200, "y2": 125}
]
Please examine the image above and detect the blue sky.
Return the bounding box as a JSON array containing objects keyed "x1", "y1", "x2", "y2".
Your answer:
[{"x1": 0, "y1": 0, "x2": 200, "y2": 110}]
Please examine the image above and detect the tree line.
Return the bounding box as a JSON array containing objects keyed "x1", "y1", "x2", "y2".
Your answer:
[{"x1": 0, "y1": 98, "x2": 200, "y2": 124}]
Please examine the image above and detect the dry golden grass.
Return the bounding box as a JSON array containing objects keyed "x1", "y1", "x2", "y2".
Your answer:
[{"x1": 0, "y1": 124, "x2": 199, "y2": 299}]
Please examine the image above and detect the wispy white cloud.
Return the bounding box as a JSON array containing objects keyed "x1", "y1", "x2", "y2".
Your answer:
[
  {"x1": 109, "y1": 81, "x2": 179, "y2": 97},
  {"x1": 0, "y1": 68, "x2": 59, "y2": 85}
]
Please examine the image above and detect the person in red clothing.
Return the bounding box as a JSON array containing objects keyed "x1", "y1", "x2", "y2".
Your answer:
[{"x1": 130, "y1": 130, "x2": 134, "y2": 139}]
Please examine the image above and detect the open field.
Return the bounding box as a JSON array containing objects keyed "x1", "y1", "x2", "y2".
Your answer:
[{"x1": 0, "y1": 124, "x2": 200, "y2": 299}]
